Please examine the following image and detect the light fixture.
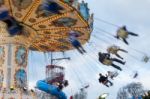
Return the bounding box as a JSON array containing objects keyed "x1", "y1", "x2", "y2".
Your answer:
[
  {"x1": 10, "y1": 86, "x2": 14, "y2": 91},
  {"x1": 99, "y1": 93, "x2": 109, "y2": 99}
]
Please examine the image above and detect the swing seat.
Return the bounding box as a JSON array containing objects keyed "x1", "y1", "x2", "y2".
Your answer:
[
  {"x1": 102, "y1": 59, "x2": 112, "y2": 66},
  {"x1": 110, "y1": 72, "x2": 118, "y2": 79},
  {"x1": 117, "y1": 28, "x2": 128, "y2": 39},
  {"x1": 102, "y1": 80, "x2": 112, "y2": 86},
  {"x1": 107, "y1": 47, "x2": 118, "y2": 54},
  {"x1": 142, "y1": 56, "x2": 149, "y2": 63},
  {"x1": 112, "y1": 72, "x2": 119, "y2": 77},
  {"x1": 102, "y1": 80, "x2": 108, "y2": 84}
]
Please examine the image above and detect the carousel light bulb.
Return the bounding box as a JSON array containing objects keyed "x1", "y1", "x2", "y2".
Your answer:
[
  {"x1": 100, "y1": 93, "x2": 109, "y2": 98},
  {"x1": 10, "y1": 86, "x2": 15, "y2": 91}
]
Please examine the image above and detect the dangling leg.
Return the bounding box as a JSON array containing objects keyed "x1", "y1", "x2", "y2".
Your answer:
[
  {"x1": 76, "y1": 40, "x2": 86, "y2": 53},
  {"x1": 133, "y1": 72, "x2": 138, "y2": 78},
  {"x1": 114, "y1": 72, "x2": 119, "y2": 77},
  {"x1": 128, "y1": 32, "x2": 138, "y2": 36},
  {"x1": 76, "y1": 47, "x2": 83, "y2": 54},
  {"x1": 107, "y1": 80, "x2": 113, "y2": 86},
  {"x1": 72, "y1": 41, "x2": 83, "y2": 54},
  {"x1": 110, "y1": 75, "x2": 114, "y2": 80},
  {"x1": 103, "y1": 82, "x2": 109, "y2": 87},
  {"x1": 116, "y1": 53, "x2": 123, "y2": 59},
  {"x1": 123, "y1": 38, "x2": 129, "y2": 45},
  {"x1": 111, "y1": 58, "x2": 125, "y2": 65},
  {"x1": 104, "y1": 84, "x2": 109, "y2": 87},
  {"x1": 79, "y1": 45, "x2": 86, "y2": 53},
  {"x1": 119, "y1": 49, "x2": 128, "y2": 53},
  {"x1": 111, "y1": 64, "x2": 122, "y2": 71}
]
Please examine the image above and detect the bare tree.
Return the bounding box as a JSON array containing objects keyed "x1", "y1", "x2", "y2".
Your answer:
[
  {"x1": 117, "y1": 82, "x2": 144, "y2": 99},
  {"x1": 125, "y1": 82, "x2": 144, "y2": 97},
  {"x1": 117, "y1": 87, "x2": 128, "y2": 99}
]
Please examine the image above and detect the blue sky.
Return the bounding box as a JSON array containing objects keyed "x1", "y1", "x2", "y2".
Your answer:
[{"x1": 28, "y1": 0, "x2": 150, "y2": 99}]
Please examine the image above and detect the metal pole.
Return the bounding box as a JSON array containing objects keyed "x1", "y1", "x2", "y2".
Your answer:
[{"x1": 50, "y1": 52, "x2": 53, "y2": 65}]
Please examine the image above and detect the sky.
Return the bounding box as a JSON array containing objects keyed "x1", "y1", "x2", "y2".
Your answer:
[{"x1": 28, "y1": 0, "x2": 150, "y2": 99}]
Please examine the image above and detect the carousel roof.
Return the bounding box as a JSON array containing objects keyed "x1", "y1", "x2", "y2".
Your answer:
[{"x1": 0, "y1": 0, "x2": 93, "y2": 52}]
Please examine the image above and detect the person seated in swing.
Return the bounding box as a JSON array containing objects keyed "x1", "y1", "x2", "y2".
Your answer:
[
  {"x1": 0, "y1": 4, "x2": 9, "y2": 20},
  {"x1": 142, "y1": 55, "x2": 149, "y2": 63},
  {"x1": 115, "y1": 25, "x2": 138, "y2": 45},
  {"x1": 107, "y1": 71, "x2": 118, "y2": 80},
  {"x1": 133, "y1": 71, "x2": 138, "y2": 79},
  {"x1": 67, "y1": 30, "x2": 86, "y2": 54},
  {"x1": 0, "y1": 5, "x2": 23, "y2": 36},
  {"x1": 98, "y1": 52, "x2": 125, "y2": 71},
  {"x1": 57, "y1": 80, "x2": 69, "y2": 90},
  {"x1": 98, "y1": 73, "x2": 113, "y2": 87},
  {"x1": 107, "y1": 45, "x2": 128, "y2": 59},
  {"x1": 63, "y1": 80, "x2": 69, "y2": 87},
  {"x1": 37, "y1": 0, "x2": 64, "y2": 18}
]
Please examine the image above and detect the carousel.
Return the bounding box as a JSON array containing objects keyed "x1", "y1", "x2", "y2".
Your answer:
[{"x1": 0, "y1": 0, "x2": 93, "y2": 98}]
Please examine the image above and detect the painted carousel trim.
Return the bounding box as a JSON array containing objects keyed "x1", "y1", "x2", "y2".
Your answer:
[
  {"x1": 0, "y1": 70, "x2": 4, "y2": 89},
  {"x1": 15, "y1": 46, "x2": 27, "y2": 67},
  {"x1": 14, "y1": 69, "x2": 27, "y2": 88},
  {"x1": 58, "y1": 0, "x2": 73, "y2": 10},
  {"x1": 31, "y1": 9, "x2": 74, "y2": 27},
  {"x1": 22, "y1": 0, "x2": 41, "y2": 22},
  {"x1": 5, "y1": 0, "x2": 13, "y2": 16},
  {"x1": 0, "y1": 46, "x2": 5, "y2": 66},
  {"x1": 12, "y1": 0, "x2": 33, "y2": 11},
  {"x1": 37, "y1": 26, "x2": 90, "y2": 31}
]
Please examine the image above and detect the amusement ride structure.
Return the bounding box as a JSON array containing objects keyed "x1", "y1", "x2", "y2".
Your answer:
[{"x1": 0, "y1": 0, "x2": 93, "y2": 98}]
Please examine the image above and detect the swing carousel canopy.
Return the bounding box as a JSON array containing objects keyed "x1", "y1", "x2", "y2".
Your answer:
[{"x1": 0, "y1": 0, "x2": 93, "y2": 52}]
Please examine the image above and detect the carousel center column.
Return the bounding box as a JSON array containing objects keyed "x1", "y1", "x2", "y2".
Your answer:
[{"x1": 1, "y1": 44, "x2": 28, "y2": 90}]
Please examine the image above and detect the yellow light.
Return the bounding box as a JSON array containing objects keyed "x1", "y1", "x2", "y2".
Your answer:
[
  {"x1": 100, "y1": 93, "x2": 109, "y2": 98},
  {"x1": 10, "y1": 86, "x2": 15, "y2": 90}
]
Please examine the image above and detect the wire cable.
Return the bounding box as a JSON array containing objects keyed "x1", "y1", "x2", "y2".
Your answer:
[{"x1": 95, "y1": 17, "x2": 120, "y2": 28}]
